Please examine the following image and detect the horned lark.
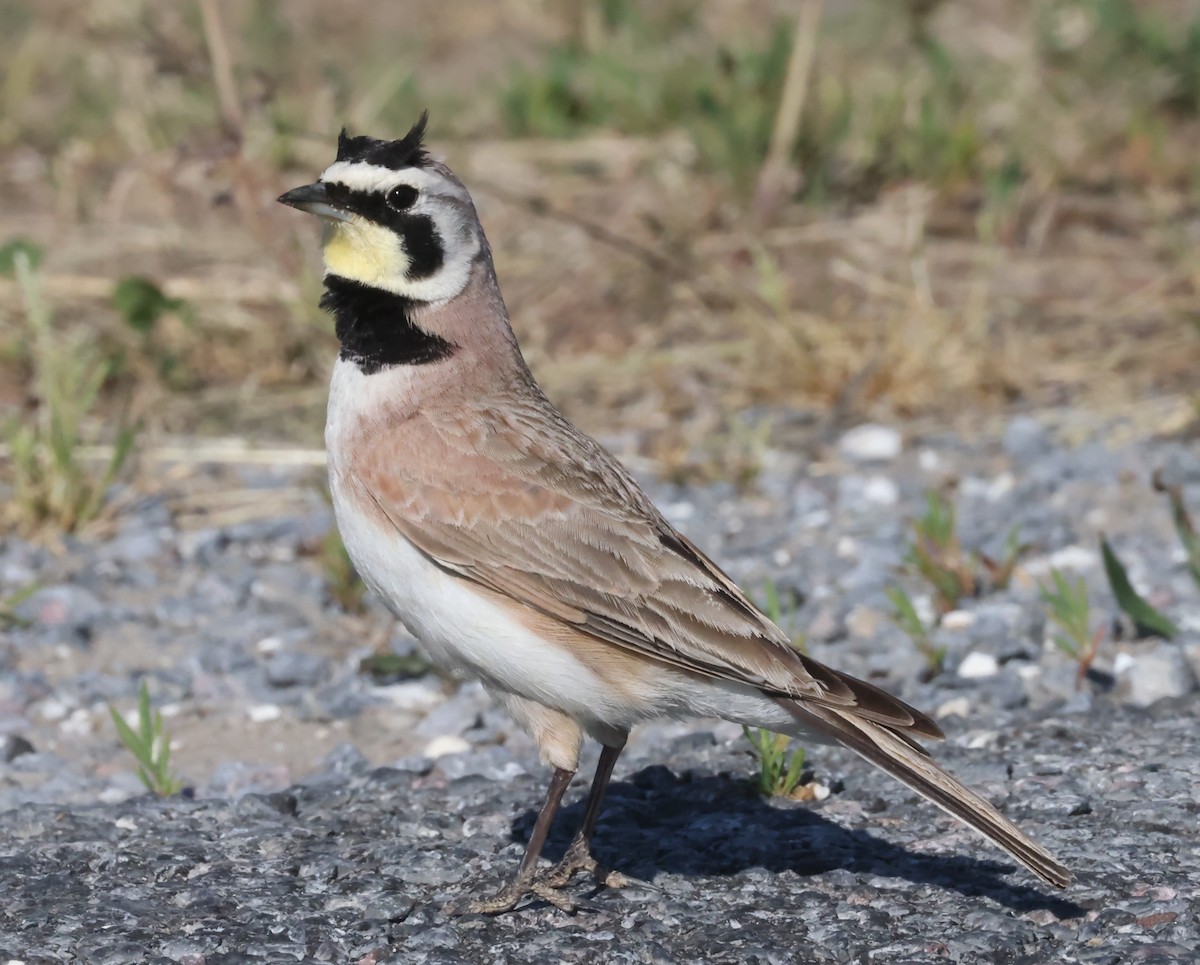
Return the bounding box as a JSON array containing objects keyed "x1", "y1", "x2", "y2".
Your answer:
[{"x1": 278, "y1": 113, "x2": 1070, "y2": 914}]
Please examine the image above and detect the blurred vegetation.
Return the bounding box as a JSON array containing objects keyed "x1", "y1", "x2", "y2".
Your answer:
[
  {"x1": 888, "y1": 488, "x2": 1028, "y2": 678},
  {"x1": 3, "y1": 241, "x2": 137, "y2": 534},
  {"x1": 1154, "y1": 470, "x2": 1200, "y2": 590},
  {"x1": 0, "y1": 0, "x2": 1198, "y2": 495},
  {"x1": 886, "y1": 583, "x2": 946, "y2": 679},
  {"x1": 1039, "y1": 567, "x2": 1101, "y2": 687},
  {"x1": 1100, "y1": 535, "x2": 1180, "y2": 639},
  {"x1": 501, "y1": 3, "x2": 795, "y2": 189},
  {"x1": 903, "y1": 490, "x2": 1025, "y2": 614}
]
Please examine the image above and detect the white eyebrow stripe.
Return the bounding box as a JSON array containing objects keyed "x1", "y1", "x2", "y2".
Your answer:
[{"x1": 319, "y1": 160, "x2": 469, "y2": 202}]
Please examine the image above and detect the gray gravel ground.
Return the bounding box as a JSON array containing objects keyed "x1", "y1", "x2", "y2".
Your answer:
[{"x1": 1, "y1": 412, "x2": 1198, "y2": 962}]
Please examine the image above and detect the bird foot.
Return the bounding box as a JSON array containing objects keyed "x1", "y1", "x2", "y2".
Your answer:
[
  {"x1": 445, "y1": 837, "x2": 650, "y2": 916},
  {"x1": 446, "y1": 872, "x2": 582, "y2": 916},
  {"x1": 541, "y1": 834, "x2": 639, "y2": 891}
]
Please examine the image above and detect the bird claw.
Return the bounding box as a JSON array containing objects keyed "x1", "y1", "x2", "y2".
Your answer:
[
  {"x1": 444, "y1": 872, "x2": 579, "y2": 916},
  {"x1": 445, "y1": 838, "x2": 651, "y2": 916},
  {"x1": 543, "y1": 835, "x2": 610, "y2": 888},
  {"x1": 545, "y1": 835, "x2": 657, "y2": 894}
]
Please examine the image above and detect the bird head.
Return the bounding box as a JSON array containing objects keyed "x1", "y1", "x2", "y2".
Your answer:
[{"x1": 278, "y1": 112, "x2": 483, "y2": 304}]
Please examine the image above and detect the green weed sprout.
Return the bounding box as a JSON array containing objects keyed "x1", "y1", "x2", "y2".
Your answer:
[
  {"x1": 904, "y1": 490, "x2": 1025, "y2": 613},
  {"x1": 1038, "y1": 568, "x2": 1101, "y2": 688},
  {"x1": 108, "y1": 681, "x2": 182, "y2": 797},
  {"x1": 885, "y1": 584, "x2": 946, "y2": 677},
  {"x1": 742, "y1": 726, "x2": 807, "y2": 798}
]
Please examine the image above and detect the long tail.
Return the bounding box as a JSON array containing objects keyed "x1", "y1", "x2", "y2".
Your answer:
[{"x1": 786, "y1": 693, "x2": 1071, "y2": 888}]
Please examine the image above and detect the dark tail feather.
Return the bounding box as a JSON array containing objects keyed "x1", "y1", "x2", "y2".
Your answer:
[{"x1": 791, "y1": 702, "x2": 1071, "y2": 888}]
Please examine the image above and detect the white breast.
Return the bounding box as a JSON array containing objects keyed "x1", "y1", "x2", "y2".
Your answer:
[{"x1": 325, "y1": 360, "x2": 627, "y2": 725}]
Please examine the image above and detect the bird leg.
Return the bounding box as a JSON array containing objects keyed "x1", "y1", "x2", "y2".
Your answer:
[
  {"x1": 450, "y1": 766, "x2": 578, "y2": 915},
  {"x1": 449, "y1": 741, "x2": 647, "y2": 915},
  {"x1": 543, "y1": 742, "x2": 640, "y2": 891}
]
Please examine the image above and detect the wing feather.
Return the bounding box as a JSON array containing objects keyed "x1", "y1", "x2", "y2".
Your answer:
[{"x1": 348, "y1": 393, "x2": 940, "y2": 737}]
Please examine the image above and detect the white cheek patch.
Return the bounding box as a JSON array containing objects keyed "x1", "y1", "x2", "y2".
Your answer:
[{"x1": 398, "y1": 208, "x2": 480, "y2": 302}]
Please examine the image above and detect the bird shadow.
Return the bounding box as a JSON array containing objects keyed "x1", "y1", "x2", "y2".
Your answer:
[{"x1": 509, "y1": 764, "x2": 1085, "y2": 919}]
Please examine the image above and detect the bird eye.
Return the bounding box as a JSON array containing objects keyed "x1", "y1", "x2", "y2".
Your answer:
[{"x1": 386, "y1": 185, "x2": 418, "y2": 212}]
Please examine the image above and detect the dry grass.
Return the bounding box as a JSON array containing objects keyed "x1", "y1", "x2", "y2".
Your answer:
[{"x1": 1, "y1": 0, "x2": 1199, "y2": 487}]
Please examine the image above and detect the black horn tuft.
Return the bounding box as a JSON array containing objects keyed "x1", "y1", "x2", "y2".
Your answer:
[
  {"x1": 334, "y1": 112, "x2": 432, "y2": 170},
  {"x1": 336, "y1": 128, "x2": 379, "y2": 163},
  {"x1": 371, "y1": 111, "x2": 431, "y2": 169}
]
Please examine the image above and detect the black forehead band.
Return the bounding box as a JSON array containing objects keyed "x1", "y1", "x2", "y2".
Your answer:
[{"x1": 336, "y1": 111, "x2": 431, "y2": 170}]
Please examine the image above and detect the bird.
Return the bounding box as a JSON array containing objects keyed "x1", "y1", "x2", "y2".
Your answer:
[{"x1": 277, "y1": 112, "x2": 1070, "y2": 914}]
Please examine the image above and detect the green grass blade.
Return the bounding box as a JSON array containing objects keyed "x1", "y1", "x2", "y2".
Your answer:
[
  {"x1": 782, "y1": 744, "x2": 806, "y2": 796},
  {"x1": 108, "y1": 703, "x2": 143, "y2": 755},
  {"x1": 137, "y1": 680, "x2": 154, "y2": 743},
  {"x1": 1100, "y1": 536, "x2": 1178, "y2": 639},
  {"x1": 886, "y1": 585, "x2": 925, "y2": 640}
]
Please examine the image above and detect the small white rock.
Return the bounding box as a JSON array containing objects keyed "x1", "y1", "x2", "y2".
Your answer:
[
  {"x1": 957, "y1": 651, "x2": 999, "y2": 679},
  {"x1": 918, "y1": 448, "x2": 942, "y2": 472},
  {"x1": 936, "y1": 697, "x2": 971, "y2": 719},
  {"x1": 941, "y1": 610, "x2": 975, "y2": 631},
  {"x1": 960, "y1": 473, "x2": 1016, "y2": 502},
  {"x1": 860, "y1": 476, "x2": 899, "y2": 506},
  {"x1": 248, "y1": 704, "x2": 282, "y2": 723},
  {"x1": 1112, "y1": 652, "x2": 1137, "y2": 674},
  {"x1": 60, "y1": 708, "x2": 92, "y2": 737},
  {"x1": 986, "y1": 472, "x2": 1016, "y2": 500},
  {"x1": 836, "y1": 536, "x2": 859, "y2": 559},
  {"x1": 967, "y1": 730, "x2": 1000, "y2": 749},
  {"x1": 838, "y1": 424, "x2": 903, "y2": 462},
  {"x1": 425, "y1": 735, "x2": 471, "y2": 758},
  {"x1": 38, "y1": 699, "x2": 69, "y2": 722},
  {"x1": 255, "y1": 636, "x2": 283, "y2": 653},
  {"x1": 115, "y1": 816, "x2": 138, "y2": 831},
  {"x1": 1115, "y1": 644, "x2": 1196, "y2": 707},
  {"x1": 810, "y1": 782, "x2": 831, "y2": 802}
]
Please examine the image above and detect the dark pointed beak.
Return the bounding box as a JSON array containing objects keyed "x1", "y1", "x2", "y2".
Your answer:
[{"x1": 277, "y1": 182, "x2": 352, "y2": 222}]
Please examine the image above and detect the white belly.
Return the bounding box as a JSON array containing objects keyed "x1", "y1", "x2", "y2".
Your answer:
[{"x1": 328, "y1": 467, "x2": 635, "y2": 723}]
